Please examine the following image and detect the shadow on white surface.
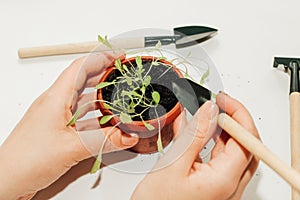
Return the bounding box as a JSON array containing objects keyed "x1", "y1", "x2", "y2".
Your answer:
[
  {"x1": 33, "y1": 150, "x2": 137, "y2": 199},
  {"x1": 242, "y1": 169, "x2": 263, "y2": 200},
  {"x1": 33, "y1": 158, "x2": 95, "y2": 199}
]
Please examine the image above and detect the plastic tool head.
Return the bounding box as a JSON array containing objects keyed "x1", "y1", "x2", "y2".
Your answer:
[
  {"x1": 274, "y1": 57, "x2": 300, "y2": 93},
  {"x1": 144, "y1": 25, "x2": 218, "y2": 48},
  {"x1": 171, "y1": 78, "x2": 211, "y2": 115},
  {"x1": 174, "y1": 26, "x2": 218, "y2": 48}
]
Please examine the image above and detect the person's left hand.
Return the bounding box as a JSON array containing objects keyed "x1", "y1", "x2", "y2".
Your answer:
[{"x1": 0, "y1": 51, "x2": 139, "y2": 200}]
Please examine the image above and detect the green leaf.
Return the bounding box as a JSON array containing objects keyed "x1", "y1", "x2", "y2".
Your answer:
[
  {"x1": 155, "y1": 41, "x2": 162, "y2": 49},
  {"x1": 90, "y1": 159, "x2": 102, "y2": 174},
  {"x1": 115, "y1": 59, "x2": 122, "y2": 72},
  {"x1": 200, "y1": 68, "x2": 210, "y2": 85},
  {"x1": 98, "y1": 35, "x2": 104, "y2": 42},
  {"x1": 98, "y1": 35, "x2": 113, "y2": 50},
  {"x1": 152, "y1": 91, "x2": 160, "y2": 104},
  {"x1": 152, "y1": 61, "x2": 160, "y2": 66},
  {"x1": 135, "y1": 56, "x2": 143, "y2": 69},
  {"x1": 129, "y1": 101, "x2": 136, "y2": 109},
  {"x1": 121, "y1": 90, "x2": 130, "y2": 97},
  {"x1": 127, "y1": 108, "x2": 135, "y2": 114},
  {"x1": 122, "y1": 64, "x2": 129, "y2": 72},
  {"x1": 100, "y1": 115, "x2": 114, "y2": 125},
  {"x1": 129, "y1": 91, "x2": 138, "y2": 97},
  {"x1": 126, "y1": 77, "x2": 132, "y2": 86},
  {"x1": 104, "y1": 102, "x2": 121, "y2": 112},
  {"x1": 184, "y1": 66, "x2": 189, "y2": 78},
  {"x1": 120, "y1": 112, "x2": 133, "y2": 124},
  {"x1": 66, "y1": 109, "x2": 81, "y2": 126},
  {"x1": 143, "y1": 75, "x2": 151, "y2": 87},
  {"x1": 103, "y1": 103, "x2": 112, "y2": 109},
  {"x1": 115, "y1": 58, "x2": 121, "y2": 67},
  {"x1": 128, "y1": 90, "x2": 142, "y2": 98},
  {"x1": 140, "y1": 86, "x2": 146, "y2": 94},
  {"x1": 184, "y1": 72, "x2": 189, "y2": 78},
  {"x1": 143, "y1": 121, "x2": 155, "y2": 131},
  {"x1": 157, "y1": 135, "x2": 164, "y2": 153},
  {"x1": 95, "y1": 81, "x2": 115, "y2": 89},
  {"x1": 211, "y1": 92, "x2": 217, "y2": 99},
  {"x1": 157, "y1": 56, "x2": 166, "y2": 61},
  {"x1": 113, "y1": 99, "x2": 121, "y2": 106}
]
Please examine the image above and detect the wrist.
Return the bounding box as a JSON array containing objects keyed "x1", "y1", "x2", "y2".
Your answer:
[{"x1": 0, "y1": 144, "x2": 29, "y2": 199}]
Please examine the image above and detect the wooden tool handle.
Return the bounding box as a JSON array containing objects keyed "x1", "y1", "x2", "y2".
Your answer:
[
  {"x1": 218, "y1": 113, "x2": 300, "y2": 193},
  {"x1": 290, "y1": 92, "x2": 300, "y2": 199},
  {"x1": 18, "y1": 38, "x2": 144, "y2": 58}
]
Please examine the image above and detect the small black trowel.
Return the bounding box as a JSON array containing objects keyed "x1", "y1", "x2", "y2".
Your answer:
[
  {"x1": 171, "y1": 77, "x2": 300, "y2": 193},
  {"x1": 18, "y1": 25, "x2": 217, "y2": 58}
]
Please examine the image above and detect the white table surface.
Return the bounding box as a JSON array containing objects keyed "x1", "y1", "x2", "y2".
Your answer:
[{"x1": 1, "y1": 0, "x2": 300, "y2": 199}]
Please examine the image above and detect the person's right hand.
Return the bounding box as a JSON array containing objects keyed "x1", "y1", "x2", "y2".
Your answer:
[
  {"x1": 0, "y1": 51, "x2": 139, "y2": 200},
  {"x1": 131, "y1": 92, "x2": 260, "y2": 200}
]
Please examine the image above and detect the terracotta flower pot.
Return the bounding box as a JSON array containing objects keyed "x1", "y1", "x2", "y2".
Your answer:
[{"x1": 97, "y1": 56, "x2": 183, "y2": 154}]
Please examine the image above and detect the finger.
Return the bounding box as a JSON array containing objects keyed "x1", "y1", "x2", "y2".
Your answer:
[
  {"x1": 85, "y1": 71, "x2": 106, "y2": 88},
  {"x1": 210, "y1": 131, "x2": 229, "y2": 158},
  {"x1": 78, "y1": 127, "x2": 139, "y2": 159},
  {"x1": 168, "y1": 101, "x2": 219, "y2": 173},
  {"x1": 73, "y1": 51, "x2": 126, "y2": 94},
  {"x1": 217, "y1": 92, "x2": 259, "y2": 136},
  {"x1": 180, "y1": 101, "x2": 218, "y2": 163},
  {"x1": 228, "y1": 157, "x2": 259, "y2": 200},
  {"x1": 74, "y1": 92, "x2": 98, "y2": 117},
  {"x1": 50, "y1": 51, "x2": 125, "y2": 102},
  {"x1": 207, "y1": 138, "x2": 254, "y2": 187},
  {"x1": 75, "y1": 118, "x2": 101, "y2": 131},
  {"x1": 173, "y1": 109, "x2": 188, "y2": 138}
]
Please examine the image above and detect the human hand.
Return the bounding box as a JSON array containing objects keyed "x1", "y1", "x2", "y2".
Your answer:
[
  {"x1": 0, "y1": 51, "x2": 139, "y2": 200},
  {"x1": 131, "y1": 92, "x2": 259, "y2": 200}
]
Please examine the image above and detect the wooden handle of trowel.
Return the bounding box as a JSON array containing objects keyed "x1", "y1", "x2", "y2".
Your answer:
[
  {"x1": 290, "y1": 92, "x2": 300, "y2": 200},
  {"x1": 17, "y1": 38, "x2": 144, "y2": 58},
  {"x1": 218, "y1": 113, "x2": 300, "y2": 193},
  {"x1": 18, "y1": 41, "x2": 101, "y2": 58}
]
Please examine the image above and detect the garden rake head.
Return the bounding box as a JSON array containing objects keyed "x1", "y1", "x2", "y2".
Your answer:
[{"x1": 273, "y1": 57, "x2": 300, "y2": 93}]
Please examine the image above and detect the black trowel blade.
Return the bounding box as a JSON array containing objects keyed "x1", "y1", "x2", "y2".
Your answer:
[
  {"x1": 174, "y1": 26, "x2": 218, "y2": 48},
  {"x1": 171, "y1": 78, "x2": 211, "y2": 115}
]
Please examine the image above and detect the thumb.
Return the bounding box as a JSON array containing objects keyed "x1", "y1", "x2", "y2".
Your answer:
[
  {"x1": 77, "y1": 127, "x2": 139, "y2": 159},
  {"x1": 175, "y1": 101, "x2": 219, "y2": 170}
]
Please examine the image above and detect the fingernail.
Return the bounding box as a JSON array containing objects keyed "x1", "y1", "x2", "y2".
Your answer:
[
  {"x1": 121, "y1": 133, "x2": 138, "y2": 146},
  {"x1": 218, "y1": 91, "x2": 228, "y2": 96}
]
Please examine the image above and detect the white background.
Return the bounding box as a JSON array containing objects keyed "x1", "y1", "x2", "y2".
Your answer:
[{"x1": 1, "y1": 0, "x2": 300, "y2": 199}]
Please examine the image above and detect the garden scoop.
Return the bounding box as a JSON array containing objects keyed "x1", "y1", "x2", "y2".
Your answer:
[
  {"x1": 171, "y1": 78, "x2": 300, "y2": 193},
  {"x1": 273, "y1": 57, "x2": 300, "y2": 200},
  {"x1": 18, "y1": 26, "x2": 217, "y2": 58}
]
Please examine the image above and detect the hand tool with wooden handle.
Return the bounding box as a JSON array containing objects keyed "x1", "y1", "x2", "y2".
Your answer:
[
  {"x1": 274, "y1": 57, "x2": 300, "y2": 200},
  {"x1": 171, "y1": 78, "x2": 300, "y2": 194},
  {"x1": 18, "y1": 26, "x2": 217, "y2": 59}
]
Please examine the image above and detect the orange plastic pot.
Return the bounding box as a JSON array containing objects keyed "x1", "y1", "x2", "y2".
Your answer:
[{"x1": 97, "y1": 56, "x2": 183, "y2": 154}]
